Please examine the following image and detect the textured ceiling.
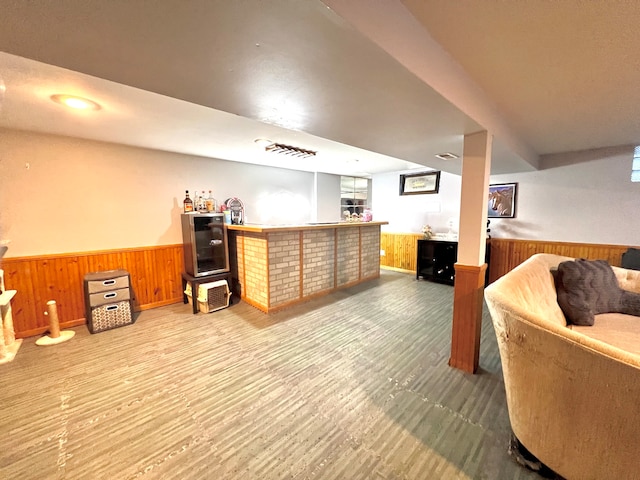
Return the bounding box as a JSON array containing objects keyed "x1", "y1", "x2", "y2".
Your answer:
[
  {"x1": 401, "y1": 0, "x2": 640, "y2": 155},
  {"x1": 1, "y1": 0, "x2": 638, "y2": 177}
]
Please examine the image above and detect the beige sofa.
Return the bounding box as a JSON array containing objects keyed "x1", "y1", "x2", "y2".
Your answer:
[{"x1": 484, "y1": 253, "x2": 640, "y2": 480}]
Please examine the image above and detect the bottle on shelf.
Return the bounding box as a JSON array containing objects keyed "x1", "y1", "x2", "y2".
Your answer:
[
  {"x1": 183, "y1": 190, "x2": 194, "y2": 213},
  {"x1": 193, "y1": 190, "x2": 199, "y2": 210},
  {"x1": 206, "y1": 190, "x2": 217, "y2": 212},
  {"x1": 205, "y1": 190, "x2": 215, "y2": 212},
  {"x1": 200, "y1": 191, "x2": 208, "y2": 212}
]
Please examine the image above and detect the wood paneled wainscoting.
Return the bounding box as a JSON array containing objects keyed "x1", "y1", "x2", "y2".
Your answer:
[
  {"x1": 380, "y1": 232, "x2": 638, "y2": 283},
  {"x1": 487, "y1": 238, "x2": 636, "y2": 282},
  {"x1": 5, "y1": 237, "x2": 637, "y2": 338},
  {"x1": 380, "y1": 232, "x2": 423, "y2": 272},
  {"x1": 1, "y1": 245, "x2": 184, "y2": 338}
]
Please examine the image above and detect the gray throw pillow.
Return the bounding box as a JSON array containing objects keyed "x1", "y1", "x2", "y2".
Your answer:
[{"x1": 555, "y1": 259, "x2": 640, "y2": 326}]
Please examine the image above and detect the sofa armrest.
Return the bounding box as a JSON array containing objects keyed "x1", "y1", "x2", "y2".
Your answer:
[
  {"x1": 493, "y1": 309, "x2": 640, "y2": 480},
  {"x1": 612, "y1": 265, "x2": 640, "y2": 294}
]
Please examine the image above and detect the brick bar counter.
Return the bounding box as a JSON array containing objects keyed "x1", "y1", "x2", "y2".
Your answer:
[{"x1": 226, "y1": 222, "x2": 387, "y2": 313}]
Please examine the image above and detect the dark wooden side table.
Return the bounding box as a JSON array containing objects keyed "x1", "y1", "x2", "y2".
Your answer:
[
  {"x1": 416, "y1": 239, "x2": 491, "y2": 286},
  {"x1": 181, "y1": 271, "x2": 232, "y2": 314}
]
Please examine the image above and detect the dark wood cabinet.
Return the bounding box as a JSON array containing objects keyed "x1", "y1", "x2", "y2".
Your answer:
[
  {"x1": 417, "y1": 239, "x2": 490, "y2": 286},
  {"x1": 416, "y1": 239, "x2": 457, "y2": 285}
]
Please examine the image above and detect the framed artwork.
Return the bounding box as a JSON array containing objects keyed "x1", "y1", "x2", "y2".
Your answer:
[
  {"x1": 399, "y1": 171, "x2": 441, "y2": 195},
  {"x1": 488, "y1": 183, "x2": 517, "y2": 218}
]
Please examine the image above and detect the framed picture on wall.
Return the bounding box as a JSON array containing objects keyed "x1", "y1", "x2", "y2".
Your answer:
[
  {"x1": 488, "y1": 183, "x2": 517, "y2": 218},
  {"x1": 399, "y1": 171, "x2": 441, "y2": 195}
]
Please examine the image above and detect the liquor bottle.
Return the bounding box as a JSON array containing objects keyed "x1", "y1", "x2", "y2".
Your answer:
[
  {"x1": 206, "y1": 190, "x2": 218, "y2": 212},
  {"x1": 183, "y1": 190, "x2": 194, "y2": 213},
  {"x1": 205, "y1": 190, "x2": 214, "y2": 212},
  {"x1": 194, "y1": 190, "x2": 202, "y2": 212},
  {"x1": 198, "y1": 190, "x2": 207, "y2": 212}
]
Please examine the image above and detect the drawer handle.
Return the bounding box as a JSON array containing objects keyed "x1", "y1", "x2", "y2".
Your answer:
[
  {"x1": 104, "y1": 292, "x2": 117, "y2": 299},
  {"x1": 102, "y1": 279, "x2": 116, "y2": 286},
  {"x1": 105, "y1": 304, "x2": 119, "y2": 311}
]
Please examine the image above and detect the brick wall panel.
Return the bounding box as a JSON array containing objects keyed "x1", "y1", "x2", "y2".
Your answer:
[
  {"x1": 336, "y1": 228, "x2": 360, "y2": 286},
  {"x1": 361, "y1": 225, "x2": 381, "y2": 278},
  {"x1": 303, "y1": 229, "x2": 335, "y2": 296},
  {"x1": 268, "y1": 232, "x2": 300, "y2": 306}
]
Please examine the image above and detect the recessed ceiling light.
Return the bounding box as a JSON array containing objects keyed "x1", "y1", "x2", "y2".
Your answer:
[
  {"x1": 435, "y1": 152, "x2": 459, "y2": 161},
  {"x1": 254, "y1": 138, "x2": 273, "y2": 147},
  {"x1": 50, "y1": 94, "x2": 101, "y2": 111}
]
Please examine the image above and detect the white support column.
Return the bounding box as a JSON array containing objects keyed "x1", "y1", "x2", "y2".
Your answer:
[
  {"x1": 458, "y1": 131, "x2": 492, "y2": 265},
  {"x1": 449, "y1": 131, "x2": 492, "y2": 373}
]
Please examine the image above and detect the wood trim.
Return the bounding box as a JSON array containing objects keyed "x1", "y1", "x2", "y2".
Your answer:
[
  {"x1": 358, "y1": 226, "x2": 362, "y2": 279},
  {"x1": 3, "y1": 243, "x2": 182, "y2": 262},
  {"x1": 139, "y1": 298, "x2": 181, "y2": 311},
  {"x1": 449, "y1": 263, "x2": 487, "y2": 374},
  {"x1": 344, "y1": 272, "x2": 380, "y2": 285},
  {"x1": 17, "y1": 318, "x2": 87, "y2": 339},
  {"x1": 265, "y1": 232, "x2": 270, "y2": 308},
  {"x1": 9, "y1": 234, "x2": 632, "y2": 338},
  {"x1": 487, "y1": 238, "x2": 637, "y2": 283},
  {"x1": 240, "y1": 295, "x2": 270, "y2": 313},
  {"x1": 2, "y1": 244, "x2": 185, "y2": 338},
  {"x1": 380, "y1": 265, "x2": 414, "y2": 275},
  {"x1": 299, "y1": 231, "x2": 304, "y2": 300},
  {"x1": 253, "y1": 273, "x2": 381, "y2": 314},
  {"x1": 381, "y1": 233, "x2": 639, "y2": 283},
  {"x1": 334, "y1": 228, "x2": 338, "y2": 288},
  {"x1": 234, "y1": 235, "x2": 242, "y2": 298},
  {"x1": 226, "y1": 221, "x2": 388, "y2": 234},
  {"x1": 234, "y1": 226, "x2": 380, "y2": 314}
]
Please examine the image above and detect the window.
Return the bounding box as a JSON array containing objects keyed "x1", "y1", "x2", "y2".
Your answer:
[
  {"x1": 340, "y1": 176, "x2": 370, "y2": 215},
  {"x1": 633, "y1": 146, "x2": 640, "y2": 182}
]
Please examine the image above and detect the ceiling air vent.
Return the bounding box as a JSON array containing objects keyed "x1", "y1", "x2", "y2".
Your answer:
[
  {"x1": 265, "y1": 142, "x2": 317, "y2": 158},
  {"x1": 435, "y1": 152, "x2": 459, "y2": 161}
]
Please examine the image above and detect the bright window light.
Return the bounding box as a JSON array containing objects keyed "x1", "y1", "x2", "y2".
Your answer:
[{"x1": 633, "y1": 146, "x2": 640, "y2": 182}]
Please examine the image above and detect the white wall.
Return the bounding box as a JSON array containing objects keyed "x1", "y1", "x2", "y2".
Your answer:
[
  {"x1": 3, "y1": 129, "x2": 636, "y2": 258},
  {"x1": 489, "y1": 146, "x2": 640, "y2": 245},
  {"x1": 372, "y1": 169, "x2": 462, "y2": 235},
  {"x1": 371, "y1": 147, "x2": 640, "y2": 247},
  {"x1": 0, "y1": 129, "x2": 337, "y2": 257},
  {"x1": 312, "y1": 173, "x2": 341, "y2": 223}
]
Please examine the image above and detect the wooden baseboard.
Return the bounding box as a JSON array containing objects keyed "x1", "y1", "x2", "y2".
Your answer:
[
  {"x1": 380, "y1": 265, "x2": 414, "y2": 274},
  {"x1": 16, "y1": 318, "x2": 86, "y2": 339},
  {"x1": 242, "y1": 272, "x2": 382, "y2": 314},
  {"x1": 138, "y1": 299, "x2": 182, "y2": 311}
]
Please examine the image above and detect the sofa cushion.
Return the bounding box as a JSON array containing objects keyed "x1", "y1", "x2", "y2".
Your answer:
[
  {"x1": 555, "y1": 259, "x2": 640, "y2": 326},
  {"x1": 570, "y1": 313, "x2": 640, "y2": 356}
]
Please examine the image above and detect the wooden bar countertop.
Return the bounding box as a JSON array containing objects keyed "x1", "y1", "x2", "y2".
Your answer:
[{"x1": 226, "y1": 221, "x2": 388, "y2": 234}]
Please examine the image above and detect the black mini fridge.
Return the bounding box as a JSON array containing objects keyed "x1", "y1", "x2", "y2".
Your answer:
[{"x1": 181, "y1": 213, "x2": 230, "y2": 277}]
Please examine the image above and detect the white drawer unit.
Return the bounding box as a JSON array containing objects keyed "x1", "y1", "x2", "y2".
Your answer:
[{"x1": 83, "y1": 269, "x2": 134, "y2": 333}]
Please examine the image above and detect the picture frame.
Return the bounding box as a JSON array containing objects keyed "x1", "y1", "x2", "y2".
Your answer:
[
  {"x1": 399, "y1": 171, "x2": 441, "y2": 196},
  {"x1": 488, "y1": 182, "x2": 517, "y2": 218}
]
